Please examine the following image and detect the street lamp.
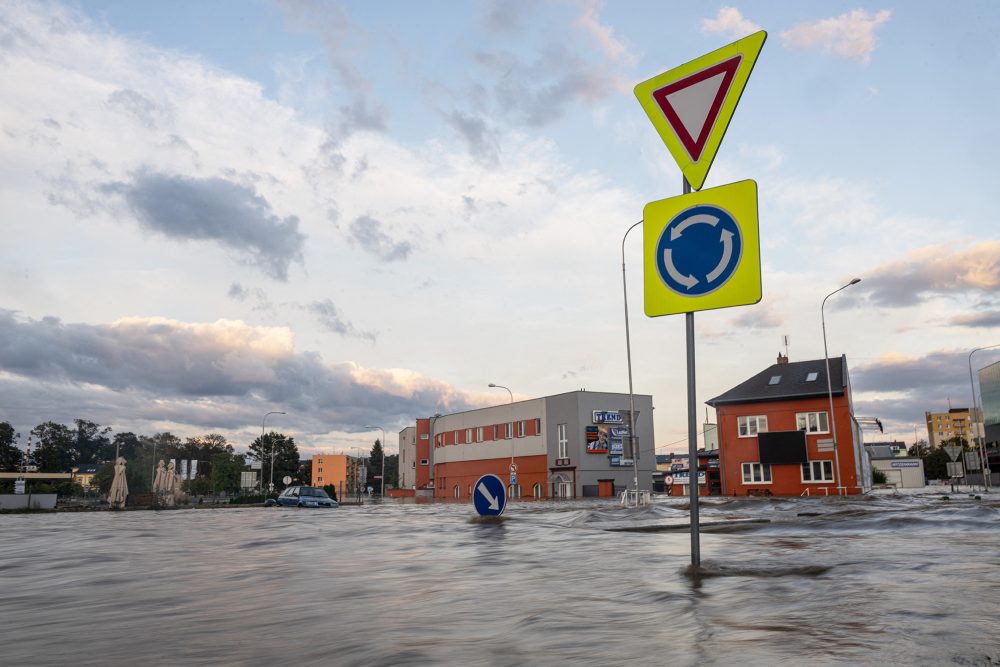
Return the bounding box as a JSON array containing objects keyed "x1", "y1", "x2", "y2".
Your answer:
[
  {"x1": 621, "y1": 219, "x2": 643, "y2": 504},
  {"x1": 350, "y1": 446, "x2": 369, "y2": 499},
  {"x1": 364, "y1": 425, "x2": 386, "y2": 497},
  {"x1": 822, "y1": 278, "x2": 861, "y2": 495},
  {"x1": 969, "y1": 344, "x2": 1000, "y2": 491},
  {"x1": 262, "y1": 410, "x2": 285, "y2": 494},
  {"x1": 488, "y1": 383, "x2": 515, "y2": 492}
]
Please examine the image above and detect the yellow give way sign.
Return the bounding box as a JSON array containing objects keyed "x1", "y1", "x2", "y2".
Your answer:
[
  {"x1": 634, "y1": 31, "x2": 766, "y2": 191},
  {"x1": 643, "y1": 180, "x2": 761, "y2": 317}
]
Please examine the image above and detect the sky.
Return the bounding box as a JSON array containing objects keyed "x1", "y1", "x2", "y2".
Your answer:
[{"x1": 1, "y1": 0, "x2": 999, "y2": 458}]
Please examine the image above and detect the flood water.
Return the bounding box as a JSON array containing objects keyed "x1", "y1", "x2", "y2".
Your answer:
[{"x1": 2, "y1": 492, "x2": 999, "y2": 666}]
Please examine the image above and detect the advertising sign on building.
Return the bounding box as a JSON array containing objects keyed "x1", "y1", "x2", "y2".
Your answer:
[
  {"x1": 674, "y1": 471, "x2": 707, "y2": 485},
  {"x1": 609, "y1": 456, "x2": 635, "y2": 467},
  {"x1": 890, "y1": 461, "x2": 920, "y2": 468},
  {"x1": 586, "y1": 426, "x2": 610, "y2": 453},
  {"x1": 592, "y1": 410, "x2": 624, "y2": 424}
]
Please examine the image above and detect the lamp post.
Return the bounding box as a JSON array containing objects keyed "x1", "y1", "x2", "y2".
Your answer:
[
  {"x1": 969, "y1": 344, "x2": 1000, "y2": 491},
  {"x1": 489, "y1": 383, "x2": 515, "y2": 493},
  {"x1": 621, "y1": 219, "x2": 643, "y2": 505},
  {"x1": 262, "y1": 410, "x2": 285, "y2": 494},
  {"x1": 364, "y1": 425, "x2": 386, "y2": 497},
  {"x1": 822, "y1": 278, "x2": 861, "y2": 496}
]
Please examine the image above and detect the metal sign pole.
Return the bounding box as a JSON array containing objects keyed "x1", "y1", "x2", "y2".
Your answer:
[{"x1": 683, "y1": 176, "x2": 701, "y2": 567}]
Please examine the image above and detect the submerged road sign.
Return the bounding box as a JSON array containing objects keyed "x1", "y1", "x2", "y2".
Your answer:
[
  {"x1": 634, "y1": 31, "x2": 766, "y2": 191},
  {"x1": 473, "y1": 473, "x2": 507, "y2": 517},
  {"x1": 643, "y1": 180, "x2": 761, "y2": 317}
]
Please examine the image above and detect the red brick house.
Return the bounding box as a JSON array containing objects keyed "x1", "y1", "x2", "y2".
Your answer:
[{"x1": 707, "y1": 354, "x2": 866, "y2": 496}]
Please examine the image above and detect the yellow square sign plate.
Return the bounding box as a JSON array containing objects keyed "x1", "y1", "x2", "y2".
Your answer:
[{"x1": 643, "y1": 180, "x2": 761, "y2": 317}]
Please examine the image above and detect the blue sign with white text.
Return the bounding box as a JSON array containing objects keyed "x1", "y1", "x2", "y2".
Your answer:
[{"x1": 473, "y1": 474, "x2": 507, "y2": 517}]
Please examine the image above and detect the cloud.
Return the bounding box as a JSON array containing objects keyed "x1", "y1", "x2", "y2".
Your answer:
[
  {"x1": 484, "y1": 0, "x2": 532, "y2": 33},
  {"x1": 0, "y1": 310, "x2": 476, "y2": 437},
  {"x1": 701, "y1": 7, "x2": 762, "y2": 40},
  {"x1": 100, "y1": 171, "x2": 307, "y2": 280},
  {"x1": 576, "y1": 0, "x2": 634, "y2": 64},
  {"x1": 348, "y1": 215, "x2": 412, "y2": 261},
  {"x1": 228, "y1": 283, "x2": 250, "y2": 301},
  {"x1": 305, "y1": 299, "x2": 376, "y2": 341},
  {"x1": 446, "y1": 110, "x2": 500, "y2": 167},
  {"x1": 781, "y1": 9, "x2": 892, "y2": 64},
  {"x1": 855, "y1": 241, "x2": 1000, "y2": 307},
  {"x1": 731, "y1": 301, "x2": 783, "y2": 329},
  {"x1": 950, "y1": 311, "x2": 1000, "y2": 329},
  {"x1": 106, "y1": 88, "x2": 173, "y2": 129}
]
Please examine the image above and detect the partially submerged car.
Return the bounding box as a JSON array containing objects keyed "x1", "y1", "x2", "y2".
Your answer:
[{"x1": 266, "y1": 485, "x2": 338, "y2": 508}]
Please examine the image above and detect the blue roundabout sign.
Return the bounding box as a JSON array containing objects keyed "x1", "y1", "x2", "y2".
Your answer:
[
  {"x1": 654, "y1": 204, "x2": 743, "y2": 296},
  {"x1": 473, "y1": 473, "x2": 507, "y2": 517}
]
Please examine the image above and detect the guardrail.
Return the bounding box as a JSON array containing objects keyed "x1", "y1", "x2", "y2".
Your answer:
[{"x1": 620, "y1": 489, "x2": 651, "y2": 507}]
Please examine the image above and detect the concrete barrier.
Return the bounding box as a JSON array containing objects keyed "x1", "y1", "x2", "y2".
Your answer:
[{"x1": 0, "y1": 494, "x2": 58, "y2": 510}]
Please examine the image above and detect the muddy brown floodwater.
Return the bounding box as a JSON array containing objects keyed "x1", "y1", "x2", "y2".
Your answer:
[{"x1": 2, "y1": 492, "x2": 998, "y2": 666}]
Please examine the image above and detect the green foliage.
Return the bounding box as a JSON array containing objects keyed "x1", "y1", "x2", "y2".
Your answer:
[
  {"x1": 923, "y1": 448, "x2": 950, "y2": 480},
  {"x1": 908, "y1": 439, "x2": 930, "y2": 458},
  {"x1": 209, "y1": 450, "x2": 246, "y2": 494},
  {"x1": 31, "y1": 422, "x2": 76, "y2": 472},
  {"x1": 872, "y1": 468, "x2": 888, "y2": 484},
  {"x1": 185, "y1": 475, "x2": 214, "y2": 495},
  {"x1": 112, "y1": 432, "x2": 143, "y2": 460},
  {"x1": 73, "y1": 419, "x2": 111, "y2": 464},
  {"x1": 0, "y1": 421, "x2": 23, "y2": 472},
  {"x1": 91, "y1": 462, "x2": 115, "y2": 494},
  {"x1": 248, "y1": 432, "x2": 299, "y2": 491},
  {"x1": 322, "y1": 484, "x2": 338, "y2": 502}
]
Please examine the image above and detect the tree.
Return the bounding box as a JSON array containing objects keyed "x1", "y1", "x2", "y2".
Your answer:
[
  {"x1": 298, "y1": 458, "x2": 312, "y2": 485},
  {"x1": 383, "y1": 454, "x2": 399, "y2": 490},
  {"x1": 248, "y1": 431, "x2": 299, "y2": 491},
  {"x1": 209, "y1": 451, "x2": 246, "y2": 494},
  {"x1": 923, "y1": 448, "x2": 950, "y2": 480},
  {"x1": 907, "y1": 439, "x2": 930, "y2": 458},
  {"x1": 31, "y1": 422, "x2": 76, "y2": 471},
  {"x1": 0, "y1": 421, "x2": 23, "y2": 472},
  {"x1": 112, "y1": 432, "x2": 143, "y2": 460},
  {"x1": 369, "y1": 438, "x2": 384, "y2": 493},
  {"x1": 74, "y1": 419, "x2": 112, "y2": 464}
]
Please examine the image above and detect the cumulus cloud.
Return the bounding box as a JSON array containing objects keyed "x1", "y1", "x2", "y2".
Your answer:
[
  {"x1": 100, "y1": 171, "x2": 306, "y2": 280},
  {"x1": 305, "y1": 299, "x2": 376, "y2": 341},
  {"x1": 106, "y1": 88, "x2": 173, "y2": 129},
  {"x1": 731, "y1": 301, "x2": 782, "y2": 329},
  {"x1": 0, "y1": 310, "x2": 476, "y2": 436},
  {"x1": 855, "y1": 241, "x2": 1000, "y2": 307},
  {"x1": 348, "y1": 215, "x2": 412, "y2": 262},
  {"x1": 701, "y1": 6, "x2": 762, "y2": 39},
  {"x1": 484, "y1": 0, "x2": 532, "y2": 33},
  {"x1": 781, "y1": 9, "x2": 892, "y2": 64}
]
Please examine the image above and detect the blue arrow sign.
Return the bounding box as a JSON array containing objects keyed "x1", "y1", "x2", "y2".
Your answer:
[
  {"x1": 473, "y1": 473, "x2": 507, "y2": 517},
  {"x1": 655, "y1": 204, "x2": 743, "y2": 296}
]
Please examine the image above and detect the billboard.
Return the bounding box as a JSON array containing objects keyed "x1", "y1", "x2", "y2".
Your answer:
[{"x1": 586, "y1": 426, "x2": 609, "y2": 454}]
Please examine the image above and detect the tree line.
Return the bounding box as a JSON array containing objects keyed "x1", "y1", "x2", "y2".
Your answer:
[{"x1": 0, "y1": 419, "x2": 305, "y2": 496}]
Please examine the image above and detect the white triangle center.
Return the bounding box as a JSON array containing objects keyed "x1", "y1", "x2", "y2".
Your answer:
[{"x1": 665, "y1": 71, "x2": 727, "y2": 142}]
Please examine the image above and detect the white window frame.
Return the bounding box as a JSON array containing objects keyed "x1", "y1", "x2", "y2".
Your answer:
[
  {"x1": 493, "y1": 425, "x2": 498, "y2": 440},
  {"x1": 741, "y1": 462, "x2": 772, "y2": 484},
  {"x1": 801, "y1": 460, "x2": 835, "y2": 483},
  {"x1": 796, "y1": 411, "x2": 830, "y2": 434},
  {"x1": 453, "y1": 485, "x2": 460, "y2": 498},
  {"x1": 504, "y1": 422, "x2": 512, "y2": 439},
  {"x1": 466, "y1": 428, "x2": 473, "y2": 443},
  {"x1": 517, "y1": 420, "x2": 526, "y2": 438},
  {"x1": 477, "y1": 426, "x2": 483, "y2": 442},
  {"x1": 534, "y1": 418, "x2": 541, "y2": 434},
  {"x1": 557, "y1": 423, "x2": 568, "y2": 459},
  {"x1": 738, "y1": 415, "x2": 768, "y2": 438},
  {"x1": 533, "y1": 483, "x2": 542, "y2": 498},
  {"x1": 509, "y1": 483, "x2": 521, "y2": 498},
  {"x1": 419, "y1": 459, "x2": 428, "y2": 466}
]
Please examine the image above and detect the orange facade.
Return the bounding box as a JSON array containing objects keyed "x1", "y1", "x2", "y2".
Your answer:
[
  {"x1": 434, "y1": 454, "x2": 549, "y2": 499},
  {"x1": 717, "y1": 394, "x2": 860, "y2": 496},
  {"x1": 311, "y1": 454, "x2": 355, "y2": 496}
]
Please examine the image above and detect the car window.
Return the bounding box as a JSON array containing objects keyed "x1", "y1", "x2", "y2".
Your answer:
[
  {"x1": 300, "y1": 488, "x2": 314, "y2": 496},
  {"x1": 314, "y1": 489, "x2": 330, "y2": 499}
]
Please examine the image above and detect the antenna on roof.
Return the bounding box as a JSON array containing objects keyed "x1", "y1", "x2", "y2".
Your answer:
[{"x1": 782, "y1": 334, "x2": 790, "y2": 359}]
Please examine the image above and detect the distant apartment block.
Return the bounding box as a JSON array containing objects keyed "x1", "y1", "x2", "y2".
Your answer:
[{"x1": 924, "y1": 408, "x2": 976, "y2": 448}]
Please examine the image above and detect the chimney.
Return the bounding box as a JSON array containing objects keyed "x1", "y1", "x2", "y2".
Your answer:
[{"x1": 776, "y1": 352, "x2": 789, "y2": 365}]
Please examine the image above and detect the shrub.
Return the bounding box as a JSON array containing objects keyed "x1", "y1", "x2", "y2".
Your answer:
[{"x1": 872, "y1": 468, "x2": 888, "y2": 484}]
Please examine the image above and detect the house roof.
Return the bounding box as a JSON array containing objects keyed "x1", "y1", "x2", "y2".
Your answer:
[{"x1": 706, "y1": 356, "x2": 846, "y2": 407}]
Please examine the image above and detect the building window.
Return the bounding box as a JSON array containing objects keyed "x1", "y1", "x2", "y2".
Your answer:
[
  {"x1": 419, "y1": 459, "x2": 428, "y2": 466},
  {"x1": 493, "y1": 425, "x2": 499, "y2": 440},
  {"x1": 768, "y1": 375, "x2": 781, "y2": 385},
  {"x1": 466, "y1": 428, "x2": 473, "y2": 443},
  {"x1": 738, "y1": 415, "x2": 768, "y2": 437},
  {"x1": 796, "y1": 411, "x2": 830, "y2": 434},
  {"x1": 806, "y1": 372, "x2": 818, "y2": 382},
  {"x1": 477, "y1": 426, "x2": 483, "y2": 442},
  {"x1": 742, "y1": 462, "x2": 772, "y2": 484},
  {"x1": 533, "y1": 483, "x2": 542, "y2": 498},
  {"x1": 801, "y1": 460, "x2": 834, "y2": 482},
  {"x1": 509, "y1": 484, "x2": 521, "y2": 498},
  {"x1": 505, "y1": 422, "x2": 512, "y2": 439},
  {"x1": 317, "y1": 476, "x2": 323, "y2": 482},
  {"x1": 453, "y1": 485, "x2": 460, "y2": 498},
  {"x1": 557, "y1": 423, "x2": 568, "y2": 459},
  {"x1": 517, "y1": 420, "x2": 526, "y2": 437},
  {"x1": 420, "y1": 433, "x2": 428, "y2": 440},
  {"x1": 317, "y1": 458, "x2": 323, "y2": 464},
  {"x1": 318, "y1": 467, "x2": 323, "y2": 472},
  {"x1": 534, "y1": 418, "x2": 541, "y2": 434}
]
